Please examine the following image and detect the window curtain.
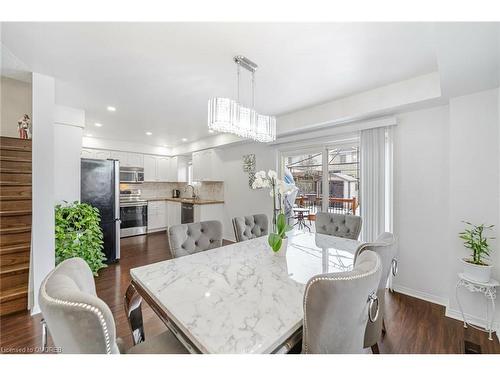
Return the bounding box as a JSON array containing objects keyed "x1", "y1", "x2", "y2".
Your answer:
[{"x1": 360, "y1": 126, "x2": 394, "y2": 241}]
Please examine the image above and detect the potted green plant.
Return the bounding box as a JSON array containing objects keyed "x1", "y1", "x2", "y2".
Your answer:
[
  {"x1": 252, "y1": 170, "x2": 293, "y2": 255},
  {"x1": 55, "y1": 201, "x2": 107, "y2": 275},
  {"x1": 459, "y1": 221, "x2": 495, "y2": 283},
  {"x1": 268, "y1": 212, "x2": 292, "y2": 256}
]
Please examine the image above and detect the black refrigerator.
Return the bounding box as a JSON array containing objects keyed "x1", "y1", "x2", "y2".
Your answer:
[{"x1": 81, "y1": 158, "x2": 121, "y2": 263}]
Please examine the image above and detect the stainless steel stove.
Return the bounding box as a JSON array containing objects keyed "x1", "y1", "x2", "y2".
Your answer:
[{"x1": 119, "y1": 189, "x2": 147, "y2": 238}]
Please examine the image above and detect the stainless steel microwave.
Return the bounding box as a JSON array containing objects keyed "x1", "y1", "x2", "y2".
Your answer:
[{"x1": 119, "y1": 167, "x2": 144, "y2": 184}]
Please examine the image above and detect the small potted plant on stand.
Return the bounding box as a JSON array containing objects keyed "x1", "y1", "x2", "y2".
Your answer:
[
  {"x1": 252, "y1": 170, "x2": 292, "y2": 256},
  {"x1": 459, "y1": 221, "x2": 495, "y2": 283}
]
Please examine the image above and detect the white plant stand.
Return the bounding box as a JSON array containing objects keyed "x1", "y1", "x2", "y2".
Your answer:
[{"x1": 455, "y1": 273, "x2": 499, "y2": 341}]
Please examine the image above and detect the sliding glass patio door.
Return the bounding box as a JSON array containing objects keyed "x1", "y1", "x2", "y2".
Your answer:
[
  {"x1": 282, "y1": 148, "x2": 324, "y2": 230},
  {"x1": 281, "y1": 138, "x2": 361, "y2": 230},
  {"x1": 325, "y1": 144, "x2": 360, "y2": 216}
]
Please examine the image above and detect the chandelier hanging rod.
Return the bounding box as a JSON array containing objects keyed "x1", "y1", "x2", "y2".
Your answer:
[{"x1": 233, "y1": 55, "x2": 258, "y2": 73}]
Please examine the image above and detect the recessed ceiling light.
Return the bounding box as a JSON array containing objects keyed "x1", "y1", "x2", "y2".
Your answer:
[
  {"x1": 181, "y1": 138, "x2": 188, "y2": 142},
  {"x1": 146, "y1": 131, "x2": 152, "y2": 136},
  {"x1": 208, "y1": 129, "x2": 214, "y2": 134},
  {"x1": 107, "y1": 106, "x2": 116, "y2": 112},
  {"x1": 94, "y1": 122, "x2": 102, "y2": 127}
]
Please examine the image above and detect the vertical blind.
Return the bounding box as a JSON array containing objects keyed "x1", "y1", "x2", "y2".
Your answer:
[{"x1": 360, "y1": 126, "x2": 394, "y2": 241}]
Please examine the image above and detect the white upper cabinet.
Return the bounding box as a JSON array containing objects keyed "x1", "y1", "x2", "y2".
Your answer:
[
  {"x1": 157, "y1": 157, "x2": 170, "y2": 182},
  {"x1": 81, "y1": 148, "x2": 111, "y2": 160},
  {"x1": 143, "y1": 155, "x2": 158, "y2": 181},
  {"x1": 110, "y1": 151, "x2": 143, "y2": 167},
  {"x1": 110, "y1": 151, "x2": 127, "y2": 164},
  {"x1": 95, "y1": 150, "x2": 111, "y2": 160},
  {"x1": 126, "y1": 153, "x2": 144, "y2": 168},
  {"x1": 192, "y1": 149, "x2": 223, "y2": 181},
  {"x1": 81, "y1": 148, "x2": 95, "y2": 159},
  {"x1": 143, "y1": 155, "x2": 171, "y2": 182},
  {"x1": 169, "y1": 156, "x2": 188, "y2": 182},
  {"x1": 81, "y1": 147, "x2": 188, "y2": 182}
]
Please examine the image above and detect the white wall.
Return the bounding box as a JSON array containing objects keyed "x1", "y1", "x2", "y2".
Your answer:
[
  {"x1": 54, "y1": 105, "x2": 85, "y2": 204},
  {"x1": 392, "y1": 105, "x2": 450, "y2": 304},
  {"x1": 446, "y1": 89, "x2": 499, "y2": 324},
  {"x1": 1, "y1": 76, "x2": 32, "y2": 137},
  {"x1": 30, "y1": 73, "x2": 55, "y2": 314},
  {"x1": 219, "y1": 142, "x2": 277, "y2": 241},
  {"x1": 391, "y1": 89, "x2": 500, "y2": 331}
]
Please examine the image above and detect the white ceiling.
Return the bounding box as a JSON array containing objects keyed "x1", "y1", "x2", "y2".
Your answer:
[{"x1": 1, "y1": 22, "x2": 445, "y2": 146}]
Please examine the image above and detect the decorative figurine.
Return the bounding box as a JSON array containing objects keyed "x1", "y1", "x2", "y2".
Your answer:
[{"x1": 17, "y1": 114, "x2": 32, "y2": 139}]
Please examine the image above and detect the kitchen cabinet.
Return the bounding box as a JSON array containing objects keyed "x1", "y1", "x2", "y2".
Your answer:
[
  {"x1": 167, "y1": 201, "x2": 181, "y2": 227},
  {"x1": 192, "y1": 149, "x2": 223, "y2": 181},
  {"x1": 81, "y1": 148, "x2": 95, "y2": 159},
  {"x1": 143, "y1": 155, "x2": 157, "y2": 181},
  {"x1": 81, "y1": 147, "x2": 182, "y2": 181},
  {"x1": 127, "y1": 153, "x2": 144, "y2": 168},
  {"x1": 194, "y1": 203, "x2": 224, "y2": 224},
  {"x1": 157, "y1": 157, "x2": 170, "y2": 181},
  {"x1": 110, "y1": 151, "x2": 127, "y2": 164},
  {"x1": 82, "y1": 148, "x2": 141, "y2": 163},
  {"x1": 144, "y1": 155, "x2": 171, "y2": 182},
  {"x1": 168, "y1": 156, "x2": 188, "y2": 182},
  {"x1": 147, "y1": 200, "x2": 168, "y2": 232},
  {"x1": 110, "y1": 151, "x2": 143, "y2": 167},
  {"x1": 95, "y1": 150, "x2": 111, "y2": 160},
  {"x1": 81, "y1": 148, "x2": 111, "y2": 160}
]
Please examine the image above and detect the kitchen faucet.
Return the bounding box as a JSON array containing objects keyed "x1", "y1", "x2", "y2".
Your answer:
[{"x1": 184, "y1": 184, "x2": 197, "y2": 199}]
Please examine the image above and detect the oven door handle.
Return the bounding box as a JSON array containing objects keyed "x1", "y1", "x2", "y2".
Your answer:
[{"x1": 120, "y1": 202, "x2": 148, "y2": 207}]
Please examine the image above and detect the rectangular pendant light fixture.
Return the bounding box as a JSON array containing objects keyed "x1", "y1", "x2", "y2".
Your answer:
[{"x1": 208, "y1": 56, "x2": 276, "y2": 143}]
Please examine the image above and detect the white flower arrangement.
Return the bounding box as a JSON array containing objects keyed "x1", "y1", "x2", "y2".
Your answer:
[
  {"x1": 252, "y1": 169, "x2": 291, "y2": 194},
  {"x1": 251, "y1": 170, "x2": 294, "y2": 253}
]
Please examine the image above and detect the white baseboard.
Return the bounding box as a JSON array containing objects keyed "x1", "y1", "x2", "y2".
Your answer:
[{"x1": 391, "y1": 283, "x2": 448, "y2": 306}]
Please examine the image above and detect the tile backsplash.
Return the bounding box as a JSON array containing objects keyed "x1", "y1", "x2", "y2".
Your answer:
[
  {"x1": 120, "y1": 181, "x2": 224, "y2": 201},
  {"x1": 192, "y1": 181, "x2": 224, "y2": 201}
]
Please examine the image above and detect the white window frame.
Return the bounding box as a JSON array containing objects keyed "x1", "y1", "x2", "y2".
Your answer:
[{"x1": 279, "y1": 135, "x2": 361, "y2": 214}]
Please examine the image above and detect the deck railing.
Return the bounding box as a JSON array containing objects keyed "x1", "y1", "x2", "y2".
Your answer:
[{"x1": 295, "y1": 196, "x2": 358, "y2": 215}]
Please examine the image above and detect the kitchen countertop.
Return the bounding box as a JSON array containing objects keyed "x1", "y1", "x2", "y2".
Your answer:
[{"x1": 144, "y1": 197, "x2": 224, "y2": 205}]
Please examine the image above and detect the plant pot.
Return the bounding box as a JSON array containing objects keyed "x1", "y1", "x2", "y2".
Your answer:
[
  {"x1": 274, "y1": 237, "x2": 288, "y2": 257},
  {"x1": 461, "y1": 258, "x2": 493, "y2": 283}
]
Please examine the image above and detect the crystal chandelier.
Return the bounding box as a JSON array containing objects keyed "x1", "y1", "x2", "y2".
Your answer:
[{"x1": 208, "y1": 56, "x2": 276, "y2": 143}]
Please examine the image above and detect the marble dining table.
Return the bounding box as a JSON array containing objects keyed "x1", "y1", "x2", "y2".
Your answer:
[{"x1": 129, "y1": 230, "x2": 366, "y2": 354}]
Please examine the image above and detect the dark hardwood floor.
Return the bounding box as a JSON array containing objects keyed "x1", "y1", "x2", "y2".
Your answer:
[{"x1": 1, "y1": 231, "x2": 499, "y2": 354}]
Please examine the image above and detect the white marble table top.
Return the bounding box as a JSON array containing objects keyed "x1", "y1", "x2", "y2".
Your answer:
[{"x1": 130, "y1": 230, "x2": 365, "y2": 354}]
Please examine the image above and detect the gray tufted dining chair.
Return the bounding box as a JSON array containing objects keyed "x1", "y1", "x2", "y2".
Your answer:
[
  {"x1": 356, "y1": 232, "x2": 397, "y2": 353},
  {"x1": 316, "y1": 212, "x2": 362, "y2": 240},
  {"x1": 232, "y1": 214, "x2": 269, "y2": 242},
  {"x1": 168, "y1": 220, "x2": 223, "y2": 259},
  {"x1": 302, "y1": 250, "x2": 382, "y2": 354},
  {"x1": 38, "y1": 257, "x2": 188, "y2": 354}
]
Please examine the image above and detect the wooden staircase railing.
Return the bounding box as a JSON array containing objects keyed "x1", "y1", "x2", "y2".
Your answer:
[{"x1": 0, "y1": 136, "x2": 32, "y2": 316}]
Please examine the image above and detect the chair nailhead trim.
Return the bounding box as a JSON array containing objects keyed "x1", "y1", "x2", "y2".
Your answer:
[
  {"x1": 302, "y1": 255, "x2": 381, "y2": 354},
  {"x1": 40, "y1": 274, "x2": 112, "y2": 354}
]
